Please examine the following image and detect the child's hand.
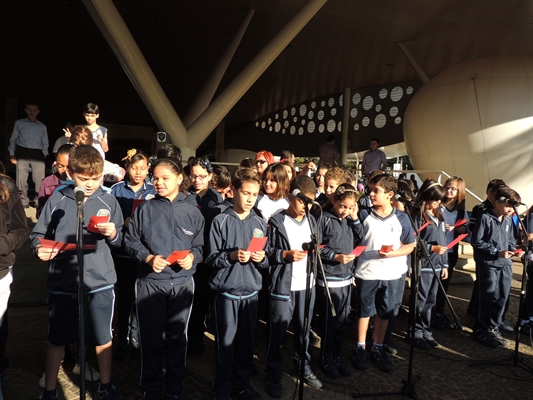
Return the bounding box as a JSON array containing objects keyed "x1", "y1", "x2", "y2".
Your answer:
[
  {"x1": 63, "y1": 128, "x2": 71, "y2": 138},
  {"x1": 445, "y1": 224, "x2": 454, "y2": 232},
  {"x1": 230, "y1": 249, "x2": 251, "y2": 263},
  {"x1": 177, "y1": 253, "x2": 195, "y2": 270},
  {"x1": 334, "y1": 254, "x2": 356, "y2": 264},
  {"x1": 498, "y1": 250, "x2": 513, "y2": 259},
  {"x1": 432, "y1": 245, "x2": 447, "y2": 255},
  {"x1": 147, "y1": 255, "x2": 169, "y2": 273},
  {"x1": 441, "y1": 268, "x2": 449, "y2": 280},
  {"x1": 96, "y1": 222, "x2": 116, "y2": 238},
  {"x1": 283, "y1": 250, "x2": 306, "y2": 262},
  {"x1": 349, "y1": 203, "x2": 359, "y2": 220},
  {"x1": 250, "y1": 250, "x2": 265, "y2": 263},
  {"x1": 36, "y1": 246, "x2": 59, "y2": 261}
]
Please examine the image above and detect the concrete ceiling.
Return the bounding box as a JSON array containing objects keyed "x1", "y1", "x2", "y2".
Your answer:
[{"x1": 1, "y1": 0, "x2": 531, "y2": 153}]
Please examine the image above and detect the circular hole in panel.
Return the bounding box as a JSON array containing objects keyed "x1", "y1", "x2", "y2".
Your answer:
[
  {"x1": 283, "y1": 110, "x2": 288, "y2": 119},
  {"x1": 298, "y1": 127, "x2": 304, "y2": 135},
  {"x1": 284, "y1": 120, "x2": 289, "y2": 128},
  {"x1": 362, "y1": 116, "x2": 370, "y2": 127},
  {"x1": 311, "y1": 101, "x2": 317, "y2": 109},
  {"x1": 291, "y1": 107, "x2": 296, "y2": 115},
  {"x1": 317, "y1": 110, "x2": 325, "y2": 120},
  {"x1": 389, "y1": 106, "x2": 399, "y2": 117},
  {"x1": 337, "y1": 121, "x2": 342, "y2": 131},
  {"x1": 293, "y1": 116, "x2": 298, "y2": 123},
  {"x1": 352, "y1": 93, "x2": 361, "y2": 105},
  {"x1": 299, "y1": 104, "x2": 307, "y2": 116},
  {"x1": 321, "y1": 100, "x2": 326, "y2": 107},
  {"x1": 375, "y1": 114, "x2": 386, "y2": 128},
  {"x1": 261, "y1": 121, "x2": 266, "y2": 129},
  {"x1": 390, "y1": 86, "x2": 403, "y2": 102},
  {"x1": 327, "y1": 120, "x2": 336, "y2": 132},
  {"x1": 268, "y1": 118, "x2": 272, "y2": 125},
  {"x1": 328, "y1": 97, "x2": 335, "y2": 107},
  {"x1": 301, "y1": 119, "x2": 306, "y2": 125},
  {"x1": 275, "y1": 113, "x2": 279, "y2": 120},
  {"x1": 331, "y1": 108, "x2": 337, "y2": 116},
  {"x1": 290, "y1": 126, "x2": 296, "y2": 135},
  {"x1": 269, "y1": 126, "x2": 272, "y2": 132},
  {"x1": 339, "y1": 94, "x2": 343, "y2": 107},
  {"x1": 363, "y1": 96, "x2": 374, "y2": 110},
  {"x1": 318, "y1": 124, "x2": 325, "y2": 133},
  {"x1": 406, "y1": 86, "x2": 414, "y2": 95},
  {"x1": 308, "y1": 121, "x2": 315, "y2": 133},
  {"x1": 354, "y1": 123, "x2": 360, "y2": 131},
  {"x1": 308, "y1": 110, "x2": 314, "y2": 119},
  {"x1": 379, "y1": 88, "x2": 388, "y2": 99},
  {"x1": 395, "y1": 117, "x2": 402, "y2": 124},
  {"x1": 282, "y1": 128, "x2": 286, "y2": 134},
  {"x1": 350, "y1": 108, "x2": 358, "y2": 118},
  {"x1": 255, "y1": 122, "x2": 259, "y2": 127},
  {"x1": 274, "y1": 122, "x2": 281, "y2": 132},
  {"x1": 375, "y1": 104, "x2": 382, "y2": 112}
]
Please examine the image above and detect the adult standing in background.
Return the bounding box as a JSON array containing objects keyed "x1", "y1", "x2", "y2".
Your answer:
[
  {"x1": 8, "y1": 102, "x2": 49, "y2": 208},
  {"x1": 361, "y1": 137, "x2": 387, "y2": 177},
  {"x1": 318, "y1": 135, "x2": 343, "y2": 168}
]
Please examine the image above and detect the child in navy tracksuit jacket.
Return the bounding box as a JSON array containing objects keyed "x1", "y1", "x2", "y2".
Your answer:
[
  {"x1": 206, "y1": 168, "x2": 268, "y2": 400},
  {"x1": 265, "y1": 176, "x2": 323, "y2": 396},
  {"x1": 124, "y1": 157, "x2": 204, "y2": 400},
  {"x1": 471, "y1": 185, "x2": 521, "y2": 348},
  {"x1": 410, "y1": 179, "x2": 448, "y2": 350},
  {"x1": 31, "y1": 145, "x2": 124, "y2": 400},
  {"x1": 318, "y1": 183, "x2": 362, "y2": 378}
]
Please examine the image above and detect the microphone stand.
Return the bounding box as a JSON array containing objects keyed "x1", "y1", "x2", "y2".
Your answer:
[
  {"x1": 76, "y1": 197, "x2": 87, "y2": 400},
  {"x1": 469, "y1": 204, "x2": 533, "y2": 374},
  {"x1": 297, "y1": 204, "x2": 336, "y2": 400},
  {"x1": 353, "y1": 205, "x2": 463, "y2": 399}
]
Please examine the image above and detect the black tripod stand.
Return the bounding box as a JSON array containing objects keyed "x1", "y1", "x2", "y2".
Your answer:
[
  {"x1": 353, "y1": 206, "x2": 463, "y2": 399},
  {"x1": 469, "y1": 203, "x2": 533, "y2": 375}
]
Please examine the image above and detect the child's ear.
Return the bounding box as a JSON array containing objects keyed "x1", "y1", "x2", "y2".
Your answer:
[{"x1": 66, "y1": 168, "x2": 73, "y2": 180}]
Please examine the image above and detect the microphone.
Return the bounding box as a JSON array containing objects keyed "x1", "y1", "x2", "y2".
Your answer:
[
  {"x1": 394, "y1": 194, "x2": 420, "y2": 208},
  {"x1": 292, "y1": 189, "x2": 320, "y2": 207},
  {"x1": 497, "y1": 197, "x2": 525, "y2": 207},
  {"x1": 74, "y1": 186, "x2": 86, "y2": 203}
]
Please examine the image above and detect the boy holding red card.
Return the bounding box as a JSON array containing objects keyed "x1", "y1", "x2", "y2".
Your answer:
[
  {"x1": 30, "y1": 145, "x2": 124, "y2": 400},
  {"x1": 264, "y1": 175, "x2": 323, "y2": 397},
  {"x1": 206, "y1": 168, "x2": 268, "y2": 400}
]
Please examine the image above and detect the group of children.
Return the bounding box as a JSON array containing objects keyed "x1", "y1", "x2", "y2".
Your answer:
[{"x1": 28, "y1": 141, "x2": 529, "y2": 400}]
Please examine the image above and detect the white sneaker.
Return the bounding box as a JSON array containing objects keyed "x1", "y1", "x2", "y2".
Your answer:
[
  {"x1": 72, "y1": 362, "x2": 101, "y2": 382},
  {"x1": 39, "y1": 372, "x2": 46, "y2": 389}
]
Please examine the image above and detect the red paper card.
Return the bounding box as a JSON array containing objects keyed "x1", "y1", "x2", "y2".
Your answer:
[
  {"x1": 417, "y1": 221, "x2": 431, "y2": 233},
  {"x1": 38, "y1": 238, "x2": 96, "y2": 252},
  {"x1": 247, "y1": 237, "x2": 268, "y2": 253},
  {"x1": 380, "y1": 245, "x2": 393, "y2": 253},
  {"x1": 319, "y1": 244, "x2": 326, "y2": 249},
  {"x1": 166, "y1": 250, "x2": 191, "y2": 264},
  {"x1": 131, "y1": 199, "x2": 145, "y2": 216},
  {"x1": 447, "y1": 233, "x2": 469, "y2": 249},
  {"x1": 513, "y1": 249, "x2": 524, "y2": 256},
  {"x1": 350, "y1": 246, "x2": 367, "y2": 257},
  {"x1": 454, "y1": 219, "x2": 468, "y2": 228},
  {"x1": 87, "y1": 215, "x2": 110, "y2": 233}
]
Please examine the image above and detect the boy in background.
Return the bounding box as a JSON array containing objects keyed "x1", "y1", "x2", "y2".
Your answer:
[
  {"x1": 31, "y1": 145, "x2": 124, "y2": 400},
  {"x1": 471, "y1": 186, "x2": 521, "y2": 347},
  {"x1": 352, "y1": 174, "x2": 415, "y2": 373},
  {"x1": 265, "y1": 175, "x2": 322, "y2": 398},
  {"x1": 206, "y1": 168, "x2": 268, "y2": 400}
]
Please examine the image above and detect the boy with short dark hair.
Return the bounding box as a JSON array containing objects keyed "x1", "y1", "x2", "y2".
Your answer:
[
  {"x1": 30, "y1": 145, "x2": 124, "y2": 400},
  {"x1": 352, "y1": 174, "x2": 415, "y2": 373},
  {"x1": 471, "y1": 186, "x2": 521, "y2": 347},
  {"x1": 206, "y1": 168, "x2": 269, "y2": 400},
  {"x1": 265, "y1": 175, "x2": 322, "y2": 398}
]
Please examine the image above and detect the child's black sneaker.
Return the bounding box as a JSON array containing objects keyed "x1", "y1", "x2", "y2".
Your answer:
[
  {"x1": 471, "y1": 329, "x2": 498, "y2": 348},
  {"x1": 383, "y1": 342, "x2": 398, "y2": 355},
  {"x1": 489, "y1": 329, "x2": 510, "y2": 346},
  {"x1": 423, "y1": 336, "x2": 439, "y2": 348},
  {"x1": 38, "y1": 389, "x2": 58, "y2": 400},
  {"x1": 320, "y1": 357, "x2": 340, "y2": 378},
  {"x1": 370, "y1": 346, "x2": 393, "y2": 372},
  {"x1": 413, "y1": 337, "x2": 431, "y2": 350},
  {"x1": 334, "y1": 354, "x2": 351, "y2": 376},
  {"x1": 351, "y1": 346, "x2": 368, "y2": 370},
  {"x1": 97, "y1": 383, "x2": 122, "y2": 400},
  {"x1": 265, "y1": 375, "x2": 282, "y2": 398}
]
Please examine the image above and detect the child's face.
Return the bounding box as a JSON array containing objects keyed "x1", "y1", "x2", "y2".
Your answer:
[
  {"x1": 128, "y1": 159, "x2": 149, "y2": 186},
  {"x1": 325, "y1": 179, "x2": 339, "y2": 199},
  {"x1": 263, "y1": 175, "x2": 278, "y2": 195},
  {"x1": 56, "y1": 153, "x2": 69, "y2": 180},
  {"x1": 83, "y1": 113, "x2": 99, "y2": 126},
  {"x1": 153, "y1": 165, "x2": 183, "y2": 200},
  {"x1": 233, "y1": 182, "x2": 260, "y2": 214},
  {"x1": 283, "y1": 165, "x2": 293, "y2": 181},
  {"x1": 332, "y1": 196, "x2": 357, "y2": 220},
  {"x1": 315, "y1": 168, "x2": 327, "y2": 189},
  {"x1": 190, "y1": 165, "x2": 211, "y2": 192},
  {"x1": 426, "y1": 199, "x2": 441, "y2": 212},
  {"x1": 493, "y1": 201, "x2": 513, "y2": 218},
  {"x1": 70, "y1": 171, "x2": 103, "y2": 198},
  {"x1": 444, "y1": 182, "x2": 458, "y2": 200},
  {"x1": 287, "y1": 191, "x2": 313, "y2": 219},
  {"x1": 369, "y1": 183, "x2": 393, "y2": 207}
]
